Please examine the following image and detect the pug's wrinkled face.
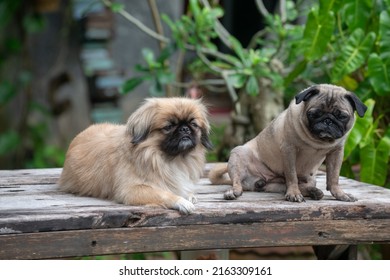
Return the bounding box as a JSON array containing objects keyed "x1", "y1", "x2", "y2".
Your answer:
[
  {"x1": 295, "y1": 84, "x2": 367, "y2": 143},
  {"x1": 306, "y1": 106, "x2": 351, "y2": 141}
]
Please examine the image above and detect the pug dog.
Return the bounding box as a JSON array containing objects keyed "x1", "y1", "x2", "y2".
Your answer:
[
  {"x1": 59, "y1": 97, "x2": 212, "y2": 214},
  {"x1": 209, "y1": 84, "x2": 367, "y2": 202}
]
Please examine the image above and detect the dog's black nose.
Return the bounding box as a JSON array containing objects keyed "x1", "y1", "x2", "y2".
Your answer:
[
  {"x1": 179, "y1": 125, "x2": 191, "y2": 134},
  {"x1": 324, "y1": 119, "x2": 333, "y2": 126}
]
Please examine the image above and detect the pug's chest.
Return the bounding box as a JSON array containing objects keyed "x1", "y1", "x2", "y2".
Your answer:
[{"x1": 295, "y1": 147, "x2": 328, "y2": 173}]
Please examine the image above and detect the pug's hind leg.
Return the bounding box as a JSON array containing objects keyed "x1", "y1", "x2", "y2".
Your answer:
[
  {"x1": 225, "y1": 151, "x2": 247, "y2": 200},
  {"x1": 298, "y1": 176, "x2": 324, "y2": 200},
  {"x1": 117, "y1": 184, "x2": 195, "y2": 214}
]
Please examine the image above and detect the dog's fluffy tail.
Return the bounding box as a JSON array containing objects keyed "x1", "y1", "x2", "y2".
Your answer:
[{"x1": 208, "y1": 163, "x2": 231, "y2": 185}]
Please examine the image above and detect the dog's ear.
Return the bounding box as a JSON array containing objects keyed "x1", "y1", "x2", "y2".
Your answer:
[
  {"x1": 295, "y1": 85, "x2": 320, "y2": 104},
  {"x1": 126, "y1": 100, "x2": 156, "y2": 144},
  {"x1": 201, "y1": 128, "x2": 213, "y2": 150},
  {"x1": 345, "y1": 92, "x2": 367, "y2": 117}
]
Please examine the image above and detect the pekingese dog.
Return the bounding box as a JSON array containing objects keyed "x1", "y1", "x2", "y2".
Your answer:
[
  {"x1": 209, "y1": 84, "x2": 367, "y2": 202},
  {"x1": 59, "y1": 97, "x2": 212, "y2": 214}
]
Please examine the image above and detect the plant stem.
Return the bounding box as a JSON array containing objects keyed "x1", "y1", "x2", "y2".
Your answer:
[
  {"x1": 147, "y1": 0, "x2": 166, "y2": 50},
  {"x1": 101, "y1": 0, "x2": 170, "y2": 44}
]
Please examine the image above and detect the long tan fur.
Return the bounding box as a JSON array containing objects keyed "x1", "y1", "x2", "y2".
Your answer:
[{"x1": 59, "y1": 98, "x2": 211, "y2": 214}]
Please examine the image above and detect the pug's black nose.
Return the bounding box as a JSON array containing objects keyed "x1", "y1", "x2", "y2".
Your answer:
[
  {"x1": 179, "y1": 125, "x2": 191, "y2": 134},
  {"x1": 324, "y1": 119, "x2": 333, "y2": 126}
]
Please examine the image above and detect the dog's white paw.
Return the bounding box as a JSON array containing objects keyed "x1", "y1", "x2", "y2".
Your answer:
[
  {"x1": 174, "y1": 197, "x2": 195, "y2": 215},
  {"x1": 188, "y1": 194, "x2": 198, "y2": 204}
]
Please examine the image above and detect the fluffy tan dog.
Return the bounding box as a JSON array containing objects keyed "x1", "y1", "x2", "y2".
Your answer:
[{"x1": 59, "y1": 98, "x2": 212, "y2": 214}]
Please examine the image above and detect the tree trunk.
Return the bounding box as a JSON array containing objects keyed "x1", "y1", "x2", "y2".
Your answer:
[{"x1": 217, "y1": 77, "x2": 284, "y2": 161}]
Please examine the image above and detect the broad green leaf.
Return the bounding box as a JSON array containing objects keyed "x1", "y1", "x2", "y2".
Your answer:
[
  {"x1": 302, "y1": 9, "x2": 335, "y2": 60},
  {"x1": 344, "y1": 99, "x2": 375, "y2": 159},
  {"x1": 120, "y1": 77, "x2": 145, "y2": 94},
  {"x1": 284, "y1": 59, "x2": 307, "y2": 87},
  {"x1": 379, "y1": 10, "x2": 390, "y2": 60},
  {"x1": 360, "y1": 135, "x2": 390, "y2": 186},
  {"x1": 341, "y1": 0, "x2": 372, "y2": 30},
  {"x1": 245, "y1": 76, "x2": 259, "y2": 96},
  {"x1": 319, "y1": 0, "x2": 343, "y2": 13},
  {"x1": 367, "y1": 53, "x2": 390, "y2": 96},
  {"x1": 331, "y1": 29, "x2": 375, "y2": 82}
]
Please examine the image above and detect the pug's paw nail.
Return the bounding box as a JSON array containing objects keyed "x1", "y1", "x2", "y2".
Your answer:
[
  {"x1": 337, "y1": 193, "x2": 357, "y2": 202},
  {"x1": 224, "y1": 189, "x2": 239, "y2": 200},
  {"x1": 285, "y1": 193, "x2": 305, "y2": 203}
]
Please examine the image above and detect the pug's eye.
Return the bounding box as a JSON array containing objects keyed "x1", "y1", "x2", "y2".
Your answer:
[
  {"x1": 336, "y1": 111, "x2": 349, "y2": 121},
  {"x1": 307, "y1": 109, "x2": 323, "y2": 119}
]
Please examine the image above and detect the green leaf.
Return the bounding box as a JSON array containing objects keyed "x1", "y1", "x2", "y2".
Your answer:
[
  {"x1": 142, "y1": 48, "x2": 157, "y2": 68},
  {"x1": 228, "y1": 36, "x2": 246, "y2": 63},
  {"x1": 360, "y1": 135, "x2": 390, "y2": 186},
  {"x1": 367, "y1": 53, "x2": 390, "y2": 96},
  {"x1": 379, "y1": 10, "x2": 390, "y2": 60},
  {"x1": 110, "y1": 3, "x2": 124, "y2": 13},
  {"x1": 319, "y1": 0, "x2": 343, "y2": 13},
  {"x1": 284, "y1": 59, "x2": 307, "y2": 87},
  {"x1": 341, "y1": 0, "x2": 372, "y2": 30},
  {"x1": 157, "y1": 44, "x2": 175, "y2": 63},
  {"x1": 245, "y1": 76, "x2": 259, "y2": 96},
  {"x1": 302, "y1": 9, "x2": 335, "y2": 60},
  {"x1": 120, "y1": 77, "x2": 145, "y2": 94},
  {"x1": 331, "y1": 29, "x2": 376, "y2": 82},
  {"x1": 344, "y1": 99, "x2": 375, "y2": 159},
  {"x1": 227, "y1": 74, "x2": 247, "y2": 88}
]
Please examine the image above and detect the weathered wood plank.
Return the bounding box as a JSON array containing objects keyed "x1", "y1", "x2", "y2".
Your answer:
[
  {"x1": 1, "y1": 219, "x2": 390, "y2": 259},
  {"x1": 1, "y1": 164, "x2": 390, "y2": 259},
  {"x1": 1, "y1": 165, "x2": 390, "y2": 235}
]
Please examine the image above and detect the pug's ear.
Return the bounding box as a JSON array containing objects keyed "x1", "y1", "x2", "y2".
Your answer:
[
  {"x1": 345, "y1": 92, "x2": 367, "y2": 118},
  {"x1": 295, "y1": 85, "x2": 320, "y2": 104}
]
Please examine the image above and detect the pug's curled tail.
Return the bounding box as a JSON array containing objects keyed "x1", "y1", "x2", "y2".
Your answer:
[{"x1": 208, "y1": 163, "x2": 231, "y2": 185}]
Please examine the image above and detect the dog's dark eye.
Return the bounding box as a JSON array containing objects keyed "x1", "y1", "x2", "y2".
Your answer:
[
  {"x1": 190, "y1": 121, "x2": 198, "y2": 128},
  {"x1": 163, "y1": 124, "x2": 174, "y2": 132},
  {"x1": 307, "y1": 109, "x2": 323, "y2": 119},
  {"x1": 336, "y1": 111, "x2": 349, "y2": 121}
]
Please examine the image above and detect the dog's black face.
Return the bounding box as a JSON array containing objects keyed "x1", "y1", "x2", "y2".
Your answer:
[
  {"x1": 306, "y1": 108, "x2": 350, "y2": 141},
  {"x1": 160, "y1": 119, "x2": 203, "y2": 156},
  {"x1": 295, "y1": 84, "x2": 367, "y2": 142}
]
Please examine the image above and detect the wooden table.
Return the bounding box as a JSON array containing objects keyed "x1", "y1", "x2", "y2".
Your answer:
[{"x1": 1, "y1": 164, "x2": 389, "y2": 259}]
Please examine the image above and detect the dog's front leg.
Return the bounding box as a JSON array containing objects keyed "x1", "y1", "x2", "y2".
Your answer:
[
  {"x1": 116, "y1": 184, "x2": 195, "y2": 214},
  {"x1": 326, "y1": 147, "x2": 357, "y2": 202},
  {"x1": 281, "y1": 144, "x2": 305, "y2": 202}
]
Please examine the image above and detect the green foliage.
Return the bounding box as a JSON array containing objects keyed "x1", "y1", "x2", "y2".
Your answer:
[
  {"x1": 120, "y1": 46, "x2": 175, "y2": 96},
  {"x1": 343, "y1": 100, "x2": 390, "y2": 186}
]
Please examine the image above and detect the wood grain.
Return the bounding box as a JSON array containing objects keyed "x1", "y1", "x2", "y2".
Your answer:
[{"x1": 1, "y1": 164, "x2": 390, "y2": 259}]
